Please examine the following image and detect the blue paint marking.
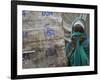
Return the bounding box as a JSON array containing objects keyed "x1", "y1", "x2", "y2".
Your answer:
[
  {"x1": 23, "y1": 31, "x2": 27, "y2": 38},
  {"x1": 44, "y1": 27, "x2": 55, "y2": 37},
  {"x1": 42, "y1": 11, "x2": 53, "y2": 16},
  {"x1": 22, "y1": 11, "x2": 26, "y2": 16}
]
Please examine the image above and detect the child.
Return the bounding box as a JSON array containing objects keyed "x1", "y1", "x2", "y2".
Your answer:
[{"x1": 65, "y1": 19, "x2": 89, "y2": 66}]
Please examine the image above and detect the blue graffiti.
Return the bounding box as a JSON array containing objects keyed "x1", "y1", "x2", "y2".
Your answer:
[
  {"x1": 44, "y1": 27, "x2": 55, "y2": 37},
  {"x1": 42, "y1": 11, "x2": 53, "y2": 16},
  {"x1": 23, "y1": 31, "x2": 28, "y2": 38},
  {"x1": 22, "y1": 11, "x2": 26, "y2": 16}
]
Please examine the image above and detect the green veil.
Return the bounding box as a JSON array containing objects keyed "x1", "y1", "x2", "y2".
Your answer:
[{"x1": 69, "y1": 32, "x2": 89, "y2": 66}]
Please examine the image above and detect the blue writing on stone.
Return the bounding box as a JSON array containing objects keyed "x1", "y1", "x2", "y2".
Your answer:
[
  {"x1": 23, "y1": 31, "x2": 28, "y2": 38},
  {"x1": 42, "y1": 11, "x2": 53, "y2": 16},
  {"x1": 22, "y1": 10, "x2": 26, "y2": 16},
  {"x1": 44, "y1": 27, "x2": 55, "y2": 37}
]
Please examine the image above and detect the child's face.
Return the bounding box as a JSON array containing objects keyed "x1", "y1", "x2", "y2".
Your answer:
[
  {"x1": 73, "y1": 24, "x2": 84, "y2": 33},
  {"x1": 71, "y1": 24, "x2": 85, "y2": 46}
]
